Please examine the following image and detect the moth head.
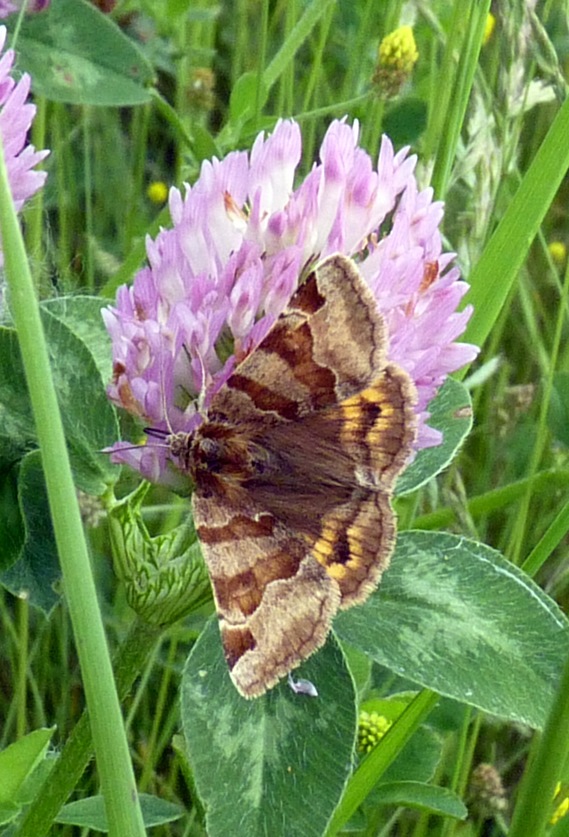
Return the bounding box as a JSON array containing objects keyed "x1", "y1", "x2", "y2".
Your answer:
[
  {"x1": 166, "y1": 431, "x2": 193, "y2": 472},
  {"x1": 164, "y1": 429, "x2": 226, "y2": 498}
]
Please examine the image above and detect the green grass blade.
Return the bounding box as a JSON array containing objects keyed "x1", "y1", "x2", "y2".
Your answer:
[
  {"x1": 0, "y1": 138, "x2": 146, "y2": 837},
  {"x1": 324, "y1": 690, "x2": 440, "y2": 837},
  {"x1": 461, "y1": 94, "x2": 569, "y2": 360}
]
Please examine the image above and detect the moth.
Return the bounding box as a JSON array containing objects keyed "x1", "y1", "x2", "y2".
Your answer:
[{"x1": 169, "y1": 253, "x2": 417, "y2": 698}]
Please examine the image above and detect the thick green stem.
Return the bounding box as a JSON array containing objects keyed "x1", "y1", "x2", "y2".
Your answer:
[
  {"x1": 0, "y1": 136, "x2": 146, "y2": 837},
  {"x1": 15, "y1": 619, "x2": 161, "y2": 837}
]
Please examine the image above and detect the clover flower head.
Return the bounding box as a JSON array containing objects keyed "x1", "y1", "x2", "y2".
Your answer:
[
  {"x1": 0, "y1": 24, "x2": 48, "y2": 299},
  {"x1": 104, "y1": 118, "x2": 478, "y2": 485},
  {"x1": 0, "y1": 0, "x2": 49, "y2": 18},
  {"x1": 0, "y1": 26, "x2": 48, "y2": 201}
]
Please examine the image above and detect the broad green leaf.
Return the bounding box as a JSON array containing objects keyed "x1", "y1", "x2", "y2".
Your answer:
[
  {"x1": 427, "y1": 697, "x2": 471, "y2": 734},
  {"x1": 341, "y1": 642, "x2": 372, "y2": 697},
  {"x1": 0, "y1": 310, "x2": 119, "y2": 495},
  {"x1": 1, "y1": 451, "x2": 61, "y2": 612},
  {"x1": 372, "y1": 781, "x2": 467, "y2": 819},
  {"x1": 0, "y1": 727, "x2": 55, "y2": 805},
  {"x1": 13, "y1": 0, "x2": 155, "y2": 105},
  {"x1": 42, "y1": 296, "x2": 114, "y2": 384},
  {"x1": 0, "y1": 327, "x2": 36, "y2": 464},
  {"x1": 335, "y1": 531, "x2": 569, "y2": 729},
  {"x1": 181, "y1": 624, "x2": 356, "y2": 837},
  {"x1": 14, "y1": 751, "x2": 58, "y2": 806},
  {"x1": 40, "y1": 306, "x2": 119, "y2": 495},
  {"x1": 0, "y1": 801, "x2": 20, "y2": 826},
  {"x1": 56, "y1": 793, "x2": 184, "y2": 830},
  {"x1": 380, "y1": 726, "x2": 441, "y2": 786},
  {"x1": 396, "y1": 378, "x2": 473, "y2": 496}
]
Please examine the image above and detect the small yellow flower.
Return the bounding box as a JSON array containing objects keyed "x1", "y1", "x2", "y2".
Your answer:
[
  {"x1": 147, "y1": 181, "x2": 169, "y2": 204},
  {"x1": 549, "y1": 240, "x2": 567, "y2": 267},
  {"x1": 357, "y1": 711, "x2": 392, "y2": 754},
  {"x1": 483, "y1": 13, "x2": 496, "y2": 45},
  {"x1": 379, "y1": 25, "x2": 418, "y2": 73},
  {"x1": 373, "y1": 25, "x2": 418, "y2": 97},
  {"x1": 551, "y1": 782, "x2": 569, "y2": 825}
]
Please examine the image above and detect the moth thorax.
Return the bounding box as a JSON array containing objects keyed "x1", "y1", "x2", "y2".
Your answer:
[{"x1": 189, "y1": 423, "x2": 256, "y2": 486}]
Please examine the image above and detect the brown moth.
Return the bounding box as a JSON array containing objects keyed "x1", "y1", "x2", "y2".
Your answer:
[{"x1": 170, "y1": 253, "x2": 417, "y2": 698}]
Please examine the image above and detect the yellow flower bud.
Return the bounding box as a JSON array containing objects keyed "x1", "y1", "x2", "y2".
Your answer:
[
  {"x1": 483, "y1": 13, "x2": 496, "y2": 45},
  {"x1": 357, "y1": 710, "x2": 392, "y2": 754},
  {"x1": 549, "y1": 240, "x2": 567, "y2": 267},
  {"x1": 147, "y1": 181, "x2": 169, "y2": 204},
  {"x1": 373, "y1": 25, "x2": 418, "y2": 97}
]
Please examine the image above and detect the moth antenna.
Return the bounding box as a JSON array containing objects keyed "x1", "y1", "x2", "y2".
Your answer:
[
  {"x1": 97, "y1": 440, "x2": 169, "y2": 455},
  {"x1": 144, "y1": 427, "x2": 169, "y2": 441}
]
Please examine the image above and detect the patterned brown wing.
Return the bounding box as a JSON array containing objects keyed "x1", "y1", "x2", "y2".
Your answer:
[
  {"x1": 192, "y1": 488, "x2": 340, "y2": 698},
  {"x1": 245, "y1": 364, "x2": 416, "y2": 606},
  {"x1": 183, "y1": 253, "x2": 417, "y2": 698},
  {"x1": 209, "y1": 253, "x2": 389, "y2": 424}
]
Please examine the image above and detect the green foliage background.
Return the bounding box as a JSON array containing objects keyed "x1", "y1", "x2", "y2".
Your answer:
[{"x1": 1, "y1": 1, "x2": 569, "y2": 836}]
